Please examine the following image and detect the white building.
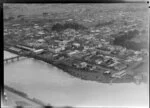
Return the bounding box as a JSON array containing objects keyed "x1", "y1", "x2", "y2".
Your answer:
[
  {"x1": 68, "y1": 50, "x2": 80, "y2": 56},
  {"x1": 38, "y1": 31, "x2": 45, "y2": 35},
  {"x1": 80, "y1": 62, "x2": 88, "y2": 68},
  {"x1": 37, "y1": 39, "x2": 45, "y2": 43},
  {"x1": 73, "y1": 43, "x2": 80, "y2": 47},
  {"x1": 33, "y1": 49, "x2": 44, "y2": 54}
]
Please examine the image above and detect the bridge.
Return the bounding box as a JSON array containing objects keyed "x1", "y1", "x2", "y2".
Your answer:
[{"x1": 4, "y1": 55, "x2": 23, "y2": 64}]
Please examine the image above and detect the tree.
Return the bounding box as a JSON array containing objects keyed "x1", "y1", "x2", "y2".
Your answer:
[{"x1": 17, "y1": 15, "x2": 24, "y2": 18}]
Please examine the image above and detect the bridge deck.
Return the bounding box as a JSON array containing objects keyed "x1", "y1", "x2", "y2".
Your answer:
[{"x1": 4, "y1": 55, "x2": 23, "y2": 63}]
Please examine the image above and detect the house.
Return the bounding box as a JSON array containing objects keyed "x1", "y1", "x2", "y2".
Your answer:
[
  {"x1": 73, "y1": 43, "x2": 80, "y2": 47},
  {"x1": 89, "y1": 66, "x2": 96, "y2": 71},
  {"x1": 34, "y1": 25, "x2": 40, "y2": 29},
  {"x1": 37, "y1": 39, "x2": 45, "y2": 43},
  {"x1": 95, "y1": 59, "x2": 102, "y2": 64},
  {"x1": 80, "y1": 62, "x2": 88, "y2": 68},
  {"x1": 114, "y1": 63, "x2": 127, "y2": 71},
  {"x1": 108, "y1": 61, "x2": 119, "y2": 67},
  {"x1": 48, "y1": 47, "x2": 64, "y2": 53},
  {"x1": 103, "y1": 70, "x2": 111, "y2": 75},
  {"x1": 55, "y1": 47, "x2": 64, "y2": 53},
  {"x1": 111, "y1": 70, "x2": 126, "y2": 78},
  {"x1": 38, "y1": 31, "x2": 45, "y2": 35}
]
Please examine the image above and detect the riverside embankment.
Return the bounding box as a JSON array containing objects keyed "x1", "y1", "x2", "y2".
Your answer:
[{"x1": 4, "y1": 47, "x2": 148, "y2": 84}]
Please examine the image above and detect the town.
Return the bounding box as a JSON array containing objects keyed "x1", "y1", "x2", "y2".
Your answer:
[{"x1": 4, "y1": 4, "x2": 148, "y2": 84}]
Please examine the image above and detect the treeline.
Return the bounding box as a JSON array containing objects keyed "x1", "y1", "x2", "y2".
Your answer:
[
  {"x1": 51, "y1": 22, "x2": 87, "y2": 32},
  {"x1": 123, "y1": 41, "x2": 147, "y2": 50},
  {"x1": 113, "y1": 30, "x2": 139, "y2": 41},
  {"x1": 113, "y1": 30, "x2": 146, "y2": 50}
]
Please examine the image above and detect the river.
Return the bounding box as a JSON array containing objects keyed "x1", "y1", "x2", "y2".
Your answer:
[{"x1": 4, "y1": 51, "x2": 149, "y2": 107}]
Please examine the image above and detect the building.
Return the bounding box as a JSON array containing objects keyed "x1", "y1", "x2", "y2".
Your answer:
[
  {"x1": 80, "y1": 62, "x2": 88, "y2": 68},
  {"x1": 16, "y1": 45, "x2": 35, "y2": 51},
  {"x1": 67, "y1": 50, "x2": 80, "y2": 56},
  {"x1": 103, "y1": 70, "x2": 111, "y2": 74},
  {"x1": 95, "y1": 59, "x2": 103, "y2": 64},
  {"x1": 111, "y1": 70, "x2": 126, "y2": 78},
  {"x1": 108, "y1": 61, "x2": 119, "y2": 67},
  {"x1": 37, "y1": 39, "x2": 45, "y2": 43},
  {"x1": 73, "y1": 43, "x2": 80, "y2": 47},
  {"x1": 9, "y1": 47, "x2": 22, "y2": 53},
  {"x1": 114, "y1": 63, "x2": 127, "y2": 71},
  {"x1": 33, "y1": 49, "x2": 44, "y2": 54},
  {"x1": 38, "y1": 31, "x2": 45, "y2": 35},
  {"x1": 48, "y1": 47, "x2": 64, "y2": 53}
]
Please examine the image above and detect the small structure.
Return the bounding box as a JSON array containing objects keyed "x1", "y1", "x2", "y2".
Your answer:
[
  {"x1": 89, "y1": 66, "x2": 96, "y2": 71},
  {"x1": 38, "y1": 31, "x2": 45, "y2": 35},
  {"x1": 95, "y1": 59, "x2": 102, "y2": 64},
  {"x1": 9, "y1": 47, "x2": 22, "y2": 53},
  {"x1": 68, "y1": 50, "x2": 80, "y2": 56},
  {"x1": 48, "y1": 47, "x2": 56, "y2": 53},
  {"x1": 104, "y1": 70, "x2": 111, "y2": 74},
  {"x1": 111, "y1": 70, "x2": 126, "y2": 78},
  {"x1": 103, "y1": 70, "x2": 111, "y2": 76},
  {"x1": 108, "y1": 60, "x2": 119, "y2": 67},
  {"x1": 37, "y1": 39, "x2": 45, "y2": 43},
  {"x1": 136, "y1": 57, "x2": 143, "y2": 61},
  {"x1": 16, "y1": 45, "x2": 35, "y2": 51},
  {"x1": 114, "y1": 63, "x2": 127, "y2": 71},
  {"x1": 80, "y1": 62, "x2": 87, "y2": 68},
  {"x1": 73, "y1": 43, "x2": 80, "y2": 47}
]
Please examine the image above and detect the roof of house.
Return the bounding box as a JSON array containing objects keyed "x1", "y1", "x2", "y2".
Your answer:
[{"x1": 115, "y1": 63, "x2": 127, "y2": 70}]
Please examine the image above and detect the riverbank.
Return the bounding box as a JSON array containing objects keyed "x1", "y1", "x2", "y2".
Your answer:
[
  {"x1": 4, "y1": 51, "x2": 149, "y2": 107},
  {"x1": 4, "y1": 48, "x2": 146, "y2": 84},
  {"x1": 4, "y1": 85, "x2": 46, "y2": 106}
]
